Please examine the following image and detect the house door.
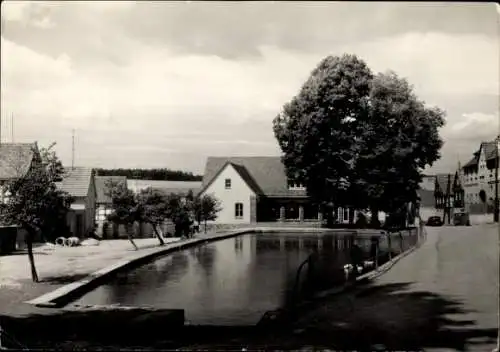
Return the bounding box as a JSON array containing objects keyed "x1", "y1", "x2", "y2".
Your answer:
[{"x1": 75, "y1": 213, "x2": 83, "y2": 237}]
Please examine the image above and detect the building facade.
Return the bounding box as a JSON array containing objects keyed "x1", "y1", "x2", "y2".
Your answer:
[
  {"x1": 198, "y1": 156, "x2": 385, "y2": 226},
  {"x1": 56, "y1": 167, "x2": 96, "y2": 238},
  {"x1": 461, "y1": 138, "x2": 499, "y2": 214}
]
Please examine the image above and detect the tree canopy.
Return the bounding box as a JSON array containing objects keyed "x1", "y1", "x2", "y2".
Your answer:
[
  {"x1": 0, "y1": 144, "x2": 73, "y2": 282},
  {"x1": 273, "y1": 54, "x2": 445, "y2": 226},
  {"x1": 189, "y1": 192, "x2": 222, "y2": 233},
  {"x1": 96, "y1": 168, "x2": 202, "y2": 181}
]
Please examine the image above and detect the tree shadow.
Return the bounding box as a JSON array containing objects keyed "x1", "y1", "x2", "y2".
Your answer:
[
  {"x1": 1, "y1": 281, "x2": 497, "y2": 351},
  {"x1": 282, "y1": 281, "x2": 498, "y2": 351},
  {"x1": 0, "y1": 308, "x2": 185, "y2": 350}
]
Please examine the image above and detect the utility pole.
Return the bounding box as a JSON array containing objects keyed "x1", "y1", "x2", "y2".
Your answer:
[
  {"x1": 71, "y1": 129, "x2": 75, "y2": 170},
  {"x1": 11, "y1": 113, "x2": 13, "y2": 142},
  {"x1": 495, "y1": 136, "x2": 499, "y2": 222},
  {"x1": 443, "y1": 174, "x2": 452, "y2": 225}
]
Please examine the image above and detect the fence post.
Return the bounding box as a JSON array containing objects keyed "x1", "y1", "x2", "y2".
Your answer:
[
  {"x1": 399, "y1": 232, "x2": 404, "y2": 253},
  {"x1": 387, "y1": 234, "x2": 392, "y2": 260}
]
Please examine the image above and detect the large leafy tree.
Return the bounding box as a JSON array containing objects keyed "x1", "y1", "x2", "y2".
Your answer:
[
  {"x1": 0, "y1": 144, "x2": 73, "y2": 282},
  {"x1": 273, "y1": 54, "x2": 374, "y2": 225},
  {"x1": 273, "y1": 54, "x2": 444, "y2": 228},
  {"x1": 354, "y1": 71, "x2": 445, "y2": 227}
]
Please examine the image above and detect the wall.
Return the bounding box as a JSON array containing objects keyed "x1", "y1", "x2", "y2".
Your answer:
[
  {"x1": 419, "y1": 206, "x2": 438, "y2": 221},
  {"x1": 201, "y1": 164, "x2": 256, "y2": 224},
  {"x1": 420, "y1": 176, "x2": 436, "y2": 191},
  {"x1": 463, "y1": 146, "x2": 498, "y2": 208}
]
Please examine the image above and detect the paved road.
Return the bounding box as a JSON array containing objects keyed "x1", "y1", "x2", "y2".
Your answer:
[{"x1": 290, "y1": 224, "x2": 499, "y2": 351}]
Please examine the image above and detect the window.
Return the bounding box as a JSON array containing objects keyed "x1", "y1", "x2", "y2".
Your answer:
[
  {"x1": 343, "y1": 208, "x2": 349, "y2": 221},
  {"x1": 225, "y1": 178, "x2": 231, "y2": 189},
  {"x1": 235, "y1": 203, "x2": 243, "y2": 218},
  {"x1": 288, "y1": 181, "x2": 306, "y2": 190},
  {"x1": 2, "y1": 190, "x2": 11, "y2": 204}
]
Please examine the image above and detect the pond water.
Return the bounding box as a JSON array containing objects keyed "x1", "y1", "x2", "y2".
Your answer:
[{"x1": 74, "y1": 232, "x2": 390, "y2": 325}]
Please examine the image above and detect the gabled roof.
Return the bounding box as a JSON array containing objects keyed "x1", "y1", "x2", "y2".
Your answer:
[
  {"x1": 56, "y1": 167, "x2": 93, "y2": 197},
  {"x1": 95, "y1": 176, "x2": 127, "y2": 203},
  {"x1": 483, "y1": 141, "x2": 498, "y2": 160},
  {"x1": 463, "y1": 156, "x2": 478, "y2": 168},
  {"x1": 0, "y1": 143, "x2": 38, "y2": 180},
  {"x1": 463, "y1": 139, "x2": 499, "y2": 169},
  {"x1": 228, "y1": 162, "x2": 263, "y2": 194},
  {"x1": 200, "y1": 156, "x2": 307, "y2": 198},
  {"x1": 435, "y1": 174, "x2": 450, "y2": 194}
]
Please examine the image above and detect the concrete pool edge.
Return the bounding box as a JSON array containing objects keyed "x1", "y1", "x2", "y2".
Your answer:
[
  {"x1": 25, "y1": 226, "x2": 417, "y2": 309},
  {"x1": 25, "y1": 229, "x2": 255, "y2": 308},
  {"x1": 25, "y1": 227, "x2": 333, "y2": 308}
]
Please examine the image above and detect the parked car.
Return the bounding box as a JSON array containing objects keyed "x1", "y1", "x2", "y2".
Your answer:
[
  {"x1": 453, "y1": 212, "x2": 471, "y2": 226},
  {"x1": 426, "y1": 216, "x2": 443, "y2": 227}
]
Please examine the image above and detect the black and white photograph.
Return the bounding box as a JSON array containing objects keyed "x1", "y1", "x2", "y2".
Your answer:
[{"x1": 0, "y1": 1, "x2": 499, "y2": 350}]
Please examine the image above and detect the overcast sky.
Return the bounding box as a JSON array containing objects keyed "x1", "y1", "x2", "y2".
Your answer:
[{"x1": 1, "y1": 1, "x2": 499, "y2": 174}]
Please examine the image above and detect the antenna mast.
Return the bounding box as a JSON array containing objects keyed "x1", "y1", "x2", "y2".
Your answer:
[
  {"x1": 71, "y1": 129, "x2": 75, "y2": 170},
  {"x1": 11, "y1": 113, "x2": 14, "y2": 143}
]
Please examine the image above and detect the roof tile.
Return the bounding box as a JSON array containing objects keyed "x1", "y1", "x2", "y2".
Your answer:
[
  {"x1": 0, "y1": 143, "x2": 38, "y2": 180},
  {"x1": 201, "y1": 156, "x2": 307, "y2": 197},
  {"x1": 56, "y1": 167, "x2": 93, "y2": 197}
]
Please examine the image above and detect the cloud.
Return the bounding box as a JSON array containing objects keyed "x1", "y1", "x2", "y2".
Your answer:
[
  {"x1": 1, "y1": 2, "x2": 499, "y2": 173},
  {"x1": 448, "y1": 113, "x2": 499, "y2": 139},
  {"x1": 1, "y1": 1, "x2": 56, "y2": 28}
]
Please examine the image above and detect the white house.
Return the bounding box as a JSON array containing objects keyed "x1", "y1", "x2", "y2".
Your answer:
[{"x1": 198, "y1": 156, "x2": 385, "y2": 225}]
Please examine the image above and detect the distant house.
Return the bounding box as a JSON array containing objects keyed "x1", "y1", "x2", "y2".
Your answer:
[
  {"x1": 432, "y1": 170, "x2": 465, "y2": 224},
  {"x1": 461, "y1": 138, "x2": 499, "y2": 214},
  {"x1": 0, "y1": 143, "x2": 42, "y2": 249},
  {"x1": 0, "y1": 143, "x2": 42, "y2": 204},
  {"x1": 197, "y1": 156, "x2": 366, "y2": 225},
  {"x1": 56, "y1": 167, "x2": 96, "y2": 238},
  {"x1": 94, "y1": 175, "x2": 127, "y2": 238}
]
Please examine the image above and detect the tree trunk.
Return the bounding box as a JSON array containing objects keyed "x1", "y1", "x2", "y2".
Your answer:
[
  {"x1": 204, "y1": 219, "x2": 207, "y2": 234},
  {"x1": 370, "y1": 207, "x2": 381, "y2": 228},
  {"x1": 495, "y1": 219, "x2": 500, "y2": 352},
  {"x1": 349, "y1": 208, "x2": 355, "y2": 225},
  {"x1": 26, "y1": 230, "x2": 39, "y2": 283},
  {"x1": 152, "y1": 224, "x2": 166, "y2": 246},
  {"x1": 325, "y1": 205, "x2": 334, "y2": 228},
  {"x1": 127, "y1": 231, "x2": 138, "y2": 250}
]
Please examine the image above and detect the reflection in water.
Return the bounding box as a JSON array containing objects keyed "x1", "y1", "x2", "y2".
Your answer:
[{"x1": 76, "y1": 233, "x2": 380, "y2": 325}]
